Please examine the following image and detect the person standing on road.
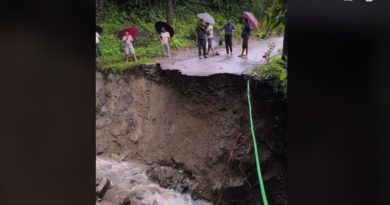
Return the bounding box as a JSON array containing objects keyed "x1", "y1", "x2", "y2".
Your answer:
[
  {"x1": 122, "y1": 31, "x2": 137, "y2": 62},
  {"x1": 206, "y1": 22, "x2": 219, "y2": 56},
  {"x1": 160, "y1": 27, "x2": 171, "y2": 58},
  {"x1": 96, "y1": 31, "x2": 102, "y2": 57},
  {"x1": 195, "y1": 19, "x2": 208, "y2": 59},
  {"x1": 221, "y1": 17, "x2": 235, "y2": 55},
  {"x1": 239, "y1": 18, "x2": 251, "y2": 58}
]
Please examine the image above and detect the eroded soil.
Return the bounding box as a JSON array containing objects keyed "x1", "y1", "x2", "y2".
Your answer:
[{"x1": 96, "y1": 65, "x2": 286, "y2": 204}]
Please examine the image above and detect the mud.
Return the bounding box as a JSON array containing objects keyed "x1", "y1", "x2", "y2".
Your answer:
[{"x1": 96, "y1": 64, "x2": 286, "y2": 204}]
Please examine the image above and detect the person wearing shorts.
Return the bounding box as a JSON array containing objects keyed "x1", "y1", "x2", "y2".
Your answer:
[
  {"x1": 160, "y1": 27, "x2": 171, "y2": 58},
  {"x1": 122, "y1": 32, "x2": 137, "y2": 62},
  {"x1": 239, "y1": 18, "x2": 251, "y2": 58},
  {"x1": 206, "y1": 22, "x2": 219, "y2": 56}
]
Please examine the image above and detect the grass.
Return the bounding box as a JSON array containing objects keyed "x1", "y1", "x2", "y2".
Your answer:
[{"x1": 96, "y1": 3, "x2": 284, "y2": 72}]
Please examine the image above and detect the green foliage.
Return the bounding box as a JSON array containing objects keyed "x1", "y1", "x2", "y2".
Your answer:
[
  {"x1": 96, "y1": 105, "x2": 101, "y2": 114},
  {"x1": 105, "y1": 91, "x2": 112, "y2": 98},
  {"x1": 249, "y1": 45, "x2": 287, "y2": 99},
  {"x1": 261, "y1": 0, "x2": 287, "y2": 37},
  {"x1": 250, "y1": 42, "x2": 287, "y2": 85},
  {"x1": 96, "y1": 55, "x2": 151, "y2": 73},
  {"x1": 251, "y1": 55, "x2": 287, "y2": 82}
]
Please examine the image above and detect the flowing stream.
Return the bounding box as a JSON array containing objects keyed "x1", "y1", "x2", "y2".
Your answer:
[{"x1": 96, "y1": 157, "x2": 212, "y2": 205}]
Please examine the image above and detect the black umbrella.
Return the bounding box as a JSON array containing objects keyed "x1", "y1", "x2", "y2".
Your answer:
[
  {"x1": 155, "y1": 21, "x2": 174, "y2": 37},
  {"x1": 96, "y1": 25, "x2": 103, "y2": 34}
]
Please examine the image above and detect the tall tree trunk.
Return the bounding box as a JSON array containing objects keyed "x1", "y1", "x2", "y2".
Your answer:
[
  {"x1": 97, "y1": 0, "x2": 105, "y2": 20},
  {"x1": 166, "y1": 0, "x2": 173, "y2": 25},
  {"x1": 263, "y1": 23, "x2": 271, "y2": 38},
  {"x1": 282, "y1": 23, "x2": 287, "y2": 62},
  {"x1": 282, "y1": 9, "x2": 287, "y2": 62}
]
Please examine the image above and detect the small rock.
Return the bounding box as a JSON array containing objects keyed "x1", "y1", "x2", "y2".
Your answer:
[
  {"x1": 121, "y1": 196, "x2": 131, "y2": 205},
  {"x1": 135, "y1": 192, "x2": 143, "y2": 200},
  {"x1": 212, "y1": 181, "x2": 222, "y2": 193},
  {"x1": 148, "y1": 199, "x2": 158, "y2": 205},
  {"x1": 130, "y1": 134, "x2": 139, "y2": 142},
  {"x1": 176, "y1": 186, "x2": 184, "y2": 193},
  {"x1": 111, "y1": 127, "x2": 121, "y2": 136},
  {"x1": 129, "y1": 169, "x2": 139, "y2": 176}
]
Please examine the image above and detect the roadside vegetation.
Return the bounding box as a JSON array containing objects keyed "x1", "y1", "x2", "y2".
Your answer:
[
  {"x1": 248, "y1": 42, "x2": 287, "y2": 94},
  {"x1": 248, "y1": 41, "x2": 287, "y2": 152}
]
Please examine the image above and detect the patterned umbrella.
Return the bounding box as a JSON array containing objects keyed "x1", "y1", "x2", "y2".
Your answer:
[
  {"x1": 243, "y1": 11, "x2": 258, "y2": 30},
  {"x1": 118, "y1": 26, "x2": 139, "y2": 40},
  {"x1": 197, "y1": 13, "x2": 216, "y2": 24}
]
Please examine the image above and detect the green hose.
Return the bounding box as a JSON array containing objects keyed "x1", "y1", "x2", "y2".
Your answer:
[{"x1": 247, "y1": 79, "x2": 269, "y2": 205}]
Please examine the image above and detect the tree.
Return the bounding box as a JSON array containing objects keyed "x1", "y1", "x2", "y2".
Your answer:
[
  {"x1": 166, "y1": 0, "x2": 174, "y2": 25},
  {"x1": 282, "y1": 9, "x2": 287, "y2": 62},
  {"x1": 261, "y1": 0, "x2": 285, "y2": 38}
]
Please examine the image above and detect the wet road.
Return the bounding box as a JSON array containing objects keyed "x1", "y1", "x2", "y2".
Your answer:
[{"x1": 157, "y1": 36, "x2": 283, "y2": 76}]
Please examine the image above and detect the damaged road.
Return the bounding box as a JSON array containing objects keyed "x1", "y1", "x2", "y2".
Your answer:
[{"x1": 157, "y1": 36, "x2": 283, "y2": 76}]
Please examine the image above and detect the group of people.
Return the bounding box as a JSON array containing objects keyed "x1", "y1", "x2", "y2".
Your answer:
[
  {"x1": 95, "y1": 28, "x2": 170, "y2": 62},
  {"x1": 95, "y1": 16, "x2": 252, "y2": 62},
  {"x1": 196, "y1": 17, "x2": 251, "y2": 59}
]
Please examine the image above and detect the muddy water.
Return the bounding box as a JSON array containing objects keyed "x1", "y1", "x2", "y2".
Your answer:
[{"x1": 96, "y1": 157, "x2": 212, "y2": 205}]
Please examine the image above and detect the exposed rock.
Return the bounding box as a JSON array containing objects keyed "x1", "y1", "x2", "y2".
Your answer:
[
  {"x1": 121, "y1": 196, "x2": 131, "y2": 205},
  {"x1": 135, "y1": 192, "x2": 143, "y2": 200},
  {"x1": 212, "y1": 181, "x2": 222, "y2": 193},
  {"x1": 146, "y1": 166, "x2": 195, "y2": 194},
  {"x1": 96, "y1": 177, "x2": 111, "y2": 199},
  {"x1": 147, "y1": 199, "x2": 158, "y2": 205},
  {"x1": 221, "y1": 176, "x2": 248, "y2": 201}
]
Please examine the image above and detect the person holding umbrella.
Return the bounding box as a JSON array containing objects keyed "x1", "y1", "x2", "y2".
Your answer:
[
  {"x1": 155, "y1": 21, "x2": 175, "y2": 59},
  {"x1": 195, "y1": 18, "x2": 208, "y2": 59},
  {"x1": 122, "y1": 31, "x2": 137, "y2": 62},
  {"x1": 239, "y1": 18, "x2": 251, "y2": 58},
  {"x1": 160, "y1": 27, "x2": 171, "y2": 58},
  {"x1": 221, "y1": 17, "x2": 235, "y2": 55}
]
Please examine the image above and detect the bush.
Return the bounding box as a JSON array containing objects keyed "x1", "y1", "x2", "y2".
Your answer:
[
  {"x1": 250, "y1": 56, "x2": 287, "y2": 81},
  {"x1": 249, "y1": 46, "x2": 287, "y2": 96}
]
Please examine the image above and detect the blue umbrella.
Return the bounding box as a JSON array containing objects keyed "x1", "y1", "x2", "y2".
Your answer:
[{"x1": 197, "y1": 13, "x2": 215, "y2": 24}]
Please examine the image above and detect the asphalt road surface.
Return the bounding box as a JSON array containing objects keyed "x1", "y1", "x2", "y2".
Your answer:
[{"x1": 157, "y1": 36, "x2": 283, "y2": 76}]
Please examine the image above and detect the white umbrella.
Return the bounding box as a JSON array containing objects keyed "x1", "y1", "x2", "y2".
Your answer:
[{"x1": 197, "y1": 13, "x2": 216, "y2": 24}]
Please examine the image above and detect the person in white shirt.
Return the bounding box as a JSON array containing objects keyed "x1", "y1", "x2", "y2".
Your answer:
[
  {"x1": 206, "y1": 22, "x2": 219, "y2": 56},
  {"x1": 96, "y1": 32, "x2": 102, "y2": 57},
  {"x1": 122, "y1": 31, "x2": 137, "y2": 62},
  {"x1": 160, "y1": 27, "x2": 171, "y2": 58}
]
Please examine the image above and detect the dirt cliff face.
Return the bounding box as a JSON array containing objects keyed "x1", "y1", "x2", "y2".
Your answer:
[{"x1": 96, "y1": 64, "x2": 286, "y2": 204}]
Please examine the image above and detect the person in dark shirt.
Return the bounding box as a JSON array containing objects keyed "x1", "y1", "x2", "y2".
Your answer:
[
  {"x1": 239, "y1": 18, "x2": 251, "y2": 58},
  {"x1": 221, "y1": 17, "x2": 235, "y2": 55},
  {"x1": 195, "y1": 19, "x2": 208, "y2": 59}
]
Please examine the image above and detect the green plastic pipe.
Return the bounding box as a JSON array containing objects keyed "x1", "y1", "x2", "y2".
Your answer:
[{"x1": 247, "y1": 79, "x2": 269, "y2": 205}]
